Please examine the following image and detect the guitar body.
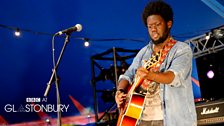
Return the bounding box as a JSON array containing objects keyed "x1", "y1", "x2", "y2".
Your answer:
[{"x1": 117, "y1": 93, "x2": 146, "y2": 126}]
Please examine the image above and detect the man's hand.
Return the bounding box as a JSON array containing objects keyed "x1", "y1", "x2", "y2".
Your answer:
[
  {"x1": 136, "y1": 67, "x2": 150, "y2": 80},
  {"x1": 136, "y1": 66, "x2": 175, "y2": 84},
  {"x1": 115, "y1": 90, "x2": 127, "y2": 108}
]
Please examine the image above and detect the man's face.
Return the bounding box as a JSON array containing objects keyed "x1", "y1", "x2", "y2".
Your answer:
[{"x1": 146, "y1": 15, "x2": 171, "y2": 45}]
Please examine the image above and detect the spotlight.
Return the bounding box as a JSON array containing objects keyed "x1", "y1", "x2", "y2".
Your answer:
[
  {"x1": 45, "y1": 118, "x2": 50, "y2": 123},
  {"x1": 205, "y1": 34, "x2": 210, "y2": 40},
  {"x1": 45, "y1": 118, "x2": 51, "y2": 126},
  {"x1": 95, "y1": 62, "x2": 129, "y2": 83},
  {"x1": 101, "y1": 88, "x2": 116, "y2": 102},
  {"x1": 207, "y1": 70, "x2": 214, "y2": 79},
  {"x1": 213, "y1": 29, "x2": 224, "y2": 39}
]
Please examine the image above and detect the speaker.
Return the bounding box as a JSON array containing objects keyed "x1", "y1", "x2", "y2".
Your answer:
[{"x1": 196, "y1": 99, "x2": 224, "y2": 125}]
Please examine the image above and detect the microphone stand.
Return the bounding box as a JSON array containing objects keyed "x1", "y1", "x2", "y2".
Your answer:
[{"x1": 44, "y1": 33, "x2": 71, "y2": 126}]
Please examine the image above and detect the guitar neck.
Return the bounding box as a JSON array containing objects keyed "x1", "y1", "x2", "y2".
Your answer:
[{"x1": 127, "y1": 76, "x2": 143, "y2": 96}]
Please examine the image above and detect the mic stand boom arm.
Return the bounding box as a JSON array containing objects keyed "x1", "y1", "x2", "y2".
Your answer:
[
  {"x1": 44, "y1": 34, "x2": 70, "y2": 97},
  {"x1": 44, "y1": 33, "x2": 71, "y2": 126}
]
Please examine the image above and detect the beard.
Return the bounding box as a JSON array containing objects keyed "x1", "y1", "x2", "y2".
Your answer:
[{"x1": 150, "y1": 26, "x2": 170, "y2": 45}]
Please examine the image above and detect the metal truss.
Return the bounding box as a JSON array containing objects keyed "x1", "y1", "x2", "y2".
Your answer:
[
  {"x1": 91, "y1": 47, "x2": 139, "y2": 125},
  {"x1": 185, "y1": 25, "x2": 224, "y2": 58}
]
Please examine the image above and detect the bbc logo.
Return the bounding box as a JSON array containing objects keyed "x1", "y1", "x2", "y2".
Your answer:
[{"x1": 26, "y1": 98, "x2": 41, "y2": 102}]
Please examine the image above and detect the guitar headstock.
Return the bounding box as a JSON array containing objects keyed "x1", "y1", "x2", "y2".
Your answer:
[{"x1": 143, "y1": 50, "x2": 162, "y2": 70}]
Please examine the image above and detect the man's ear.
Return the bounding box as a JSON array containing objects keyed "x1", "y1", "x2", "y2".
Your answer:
[{"x1": 167, "y1": 21, "x2": 172, "y2": 29}]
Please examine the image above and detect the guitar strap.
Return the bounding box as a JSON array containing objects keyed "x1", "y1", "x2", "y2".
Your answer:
[
  {"x1": 140, "y1": 38, "x2": 177, "y2": 92},
  {"x1": 150, "y1": 38, "x2": 176, "y2": 72}
]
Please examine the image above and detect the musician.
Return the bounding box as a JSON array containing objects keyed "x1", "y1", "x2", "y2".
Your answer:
[{"x1": 115, "y1": 1, "x2": 197, "y2": 126}]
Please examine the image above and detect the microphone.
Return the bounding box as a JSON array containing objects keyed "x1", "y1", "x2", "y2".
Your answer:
[{"x1": 55, "y1": 24, "x2": 82, "y2": 36}]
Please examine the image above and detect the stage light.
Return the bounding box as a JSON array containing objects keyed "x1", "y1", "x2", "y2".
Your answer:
[
  {"x1": 14, "y1": 28, "x2": 21, "y2": 37},
  {"x1": 83, "y1": 38, "x2": 90, "y2": 47},
  {"x1": 84, "y1": 41, "x2": 90, "y2": 47},
  {"x1": 207, "y1": 70, "x2": 214, "y2": 79},
  {"x1": 213, "y1": 29, "x2": 224, "y2": 39},
  {"x1": 45, "y1": 118, "x2": 51, "y2": 125},
  {"x1": 95, "y1": 63, "x2": 129, "y2": 83},
  {"x1": 101, "y1": 89, "x2": 116, "y2": 102},
  {"x1": 45, "y1": 118, "x2": 50, "y2": 123},
  {"x1": 205, "y1": 33, "x2": 210, "y2": 40}
]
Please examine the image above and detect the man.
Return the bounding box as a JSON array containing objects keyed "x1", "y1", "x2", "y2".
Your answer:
[{"x1": 115, "y1": 1, "x2": 197, "y2": 126}]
